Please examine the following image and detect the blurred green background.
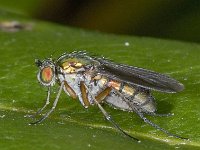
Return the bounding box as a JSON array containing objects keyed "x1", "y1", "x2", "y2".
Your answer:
[{"x1": 0, "y1": 0, "x2": 200, "y2": 43}]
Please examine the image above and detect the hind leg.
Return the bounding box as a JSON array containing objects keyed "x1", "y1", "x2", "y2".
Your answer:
[
  {"x1": 133, "y1": 107, "x2": 188, "y2": 139},
  {"x1": 115, "y1": 91, "x2": 188, "y2": 140},
  {"x1": 143, "y1": 111, "x2": 174, "y2": 117},
  {"x1": 139, "y1": 95, "x2": 173, "y2": 117}
]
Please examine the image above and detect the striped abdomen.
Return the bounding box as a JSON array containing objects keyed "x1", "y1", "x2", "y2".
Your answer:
[{"x1": 97, "y1": 76, "x2": 156, "y2": 113}]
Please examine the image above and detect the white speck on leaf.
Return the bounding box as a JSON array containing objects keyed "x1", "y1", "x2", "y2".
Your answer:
[
  {"x1": 57, "y1": 121, "x2": 65, "y2": 125},
  {"x1": 124, "y1": 42, "x2": 130, "y2": 46},
  {"x1": 68, "y1": 135, "x2": 72, "y2": 138},
  {"x1": 175, "y1": 146, "x2": 180, "y2": 149},
  {"x1": 12, "y1": 108, "x2": 18, "y2": 111},
  {"x1": 24, "y1": 114, "x2": 32, "y2": 118}
]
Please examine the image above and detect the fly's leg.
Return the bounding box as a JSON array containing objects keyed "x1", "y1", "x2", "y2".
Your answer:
[
  {"x1": 30, "y1": 82, "x2": 64, "y2": 125},
  {"x1": 64, "y1": 81, "x2": 77, "y2": 99},
  {"x1": 115, "y1": 90, "x2": 188, "y2": 140},
  {"x1": 83, "y1": 83, "x2": 140, "y2": 142},
  {"x1": 144, "y1": 112, "x2": 174, "y2": 117},
  {"x1": 96, "y1": 100, "x2": 140, "y2": 142},
  {"x1": 136, "y1": 111, "x2": 188, "y2": 140},
  {"x1": 80, "y1": 81, "x2": 90, "y2": 107},
  {"x1": 30, "y1": 86, "x2": 51, "y2": 118},
  {"x1": 95, "y1": 87, "x2": 112, "y2": 102}
]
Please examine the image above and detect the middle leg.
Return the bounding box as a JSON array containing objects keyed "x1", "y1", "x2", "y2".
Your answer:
[{"x1": 82, "y1": 83, "x2": 140, "y2": 142}]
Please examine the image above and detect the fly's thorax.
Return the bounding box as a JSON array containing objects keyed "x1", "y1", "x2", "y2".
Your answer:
[
  {"x1": 57, "y1": 56, "x2": 95, "y2": 74},
  {"x1": 58, "y1": 72, "x2": 76, "y2": 83},
  {"x1": 61, "y1": 61, "x2": 85, "y2": 74},
  {"x1": 58, "y1": 71, "x2": 96, "y2": 108}
]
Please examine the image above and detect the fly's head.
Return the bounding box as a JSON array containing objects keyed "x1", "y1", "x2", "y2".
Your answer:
[{"x1": 35, "y1": 58, "x2": 56, "y2": 87}]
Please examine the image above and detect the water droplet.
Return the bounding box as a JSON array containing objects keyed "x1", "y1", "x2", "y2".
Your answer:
[
  {"x1": 57, "y1": 121, "x2": 65, "y2": 125},
  {"x1": 124, "y1": 42, "x2": 130, "y2": 46},
  {"x1": 164, "y1": 139, "x2": 169, "y2": 142},
  {"x1": 68, "y1": 135, "x2": 72, "y2": 138},
  {"x1": 24, "y1": 114, "x2": 32, "y2": 118},
  {"x1": 167, "y1": 59, "x2": 171, "y2": 62},
  {"x1": 12, "y1": 108, "x2": 18, "y2": 111}
]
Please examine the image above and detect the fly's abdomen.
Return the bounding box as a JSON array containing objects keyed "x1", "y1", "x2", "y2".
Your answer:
[
  {"x1": 98, "y1": 77, "x2": 136, "y2": 96},
  {"x1": 97, "y1": 77, "x2": 156, "y2": 113},
  {"x1": 134, "y1": 92, "x2": 156, "y2": 113}
]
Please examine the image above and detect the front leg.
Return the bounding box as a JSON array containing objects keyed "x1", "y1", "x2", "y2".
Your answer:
[
  {"x1": 31, "y1": 86, "x2": 51, "y2": 118},
  {"x1": 64, "y1": 80, "x2": 77, "y2": 99},
  {"x1": 30, "y1": 82, "x2": 64, "y2": 125}
]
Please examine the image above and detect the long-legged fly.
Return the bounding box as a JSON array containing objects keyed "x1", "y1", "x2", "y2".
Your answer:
[{"x1": 30, "y1": 51, "x2": 187, "y2": 142}]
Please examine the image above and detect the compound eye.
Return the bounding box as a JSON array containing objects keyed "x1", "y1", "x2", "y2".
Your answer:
[{"x1": 40, "y1": 66, "x2": 54, "y2": 83}]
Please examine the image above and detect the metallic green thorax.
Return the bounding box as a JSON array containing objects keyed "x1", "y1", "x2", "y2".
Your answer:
[
  {"x1": 56, "y1": 52, "x2": 98, "y2": 70},
  {"x1": 58, "y1": 57, "x2": 89, "y2": 67}
]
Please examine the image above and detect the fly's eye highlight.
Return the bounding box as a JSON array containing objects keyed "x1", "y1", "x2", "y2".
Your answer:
[{"x1": 40, "y1": 67, "x2": 54, "y2": 83}]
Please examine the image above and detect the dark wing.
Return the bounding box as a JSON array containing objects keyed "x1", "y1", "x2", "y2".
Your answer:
[{"x1": 96, "y1": 59, "x2": 184, "y2": 93}]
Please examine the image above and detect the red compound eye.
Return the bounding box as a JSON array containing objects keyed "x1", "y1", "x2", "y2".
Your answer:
[{"x1": 41, "y1": 67, "x2": 53, "y2": 83}]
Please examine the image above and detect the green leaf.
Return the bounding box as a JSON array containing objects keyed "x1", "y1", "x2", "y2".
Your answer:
[{"x1": 0, "y1": 9, "x2": 199, "y2": 150}]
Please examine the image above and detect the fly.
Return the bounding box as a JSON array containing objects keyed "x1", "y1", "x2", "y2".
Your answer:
[{"x1": 30, "y1": 51, "x2": 188, "y2": 142}]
